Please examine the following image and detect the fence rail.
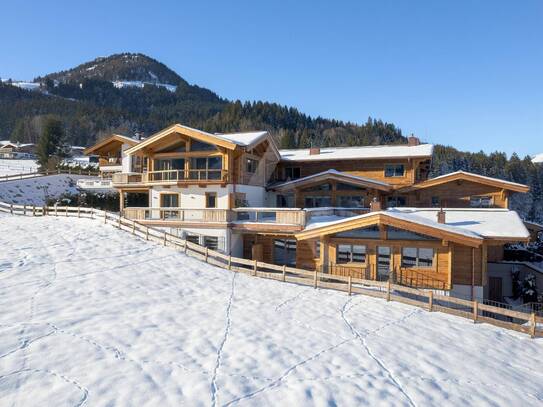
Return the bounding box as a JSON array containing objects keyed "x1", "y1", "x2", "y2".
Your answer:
[
  {"x1": 0, "y1": 200, "x2": 541, "y2": 339},
  {"x1": 1, "y1": 168, "x2": 99, "y2": 182}
]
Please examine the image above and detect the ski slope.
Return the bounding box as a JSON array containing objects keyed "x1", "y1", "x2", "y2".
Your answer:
[
  {"x1": 0, "y1": 214, "x2": 542, "y2": 406},
  {"x1": 0, "y1": 159, "x2": 39, "y2": 176}
]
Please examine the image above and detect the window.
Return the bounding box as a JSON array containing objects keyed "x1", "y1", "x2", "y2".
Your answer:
[
  {"x1": 314, "y1": 241, "x2": 321, "y2": 258},
  {"x1": 336, "y1": 183, "x2": 364, "y2": 191},
  {"x1": 387, "y1": 196, "x2": 407, "y2": 208},
  {"x1": 304, "y1": 195, "x2": 332, "y2": 208},
  {"x1": 336, "y1": 244, "x2": 367, "y2": 264},
  {"x1": 153, "y1": 158, "x2": 185, "y2": 180},
  {"x1": 246, "y1": 158, "x2": 259, "y2": 173},
  {"x1": 206, "y1": 192, "x2": 217, "y2": 208},
  {"x1": 276, "y1": 194, "x2": 294, "y2": 208},
  {"x1": 470, "y1": 196, "x2": 493, "y2": 208},
  {"x1": 338, "y1": 195, "x2": 364, "y2": 208},
  {"x1": 190, "y1": 156, "x2": 222, "y2": 180},
  {"x1": 190, "y1": 140, "x2": 216, "y2": 151},
  {"x1": 160, "y1": 193, "x2": 179, "y2": 207},
  {"x1": 401, "y1": 247, "x2": 434, "y2": 268},
  {"x1": 285, "y1": 167, "x2": 301, "y2": 180},
  {"x1": 431, "y1": 196, "x2": 440, "y2": 207},
  {"x1": 273, "y1": 239, "x2": 297, "y2": 266},
  {"x1": 302, "y1": 183, "x2": 331, "y2": 192},
  {"x1": 385, "y1": 164, "x2": 405, "y2": 177},
  {"x1": 203, "y1": 236, "x2": 219, "y2": 251},
  {"x1": 186, "y1": 234, "x2": 200, "y2": 245}
]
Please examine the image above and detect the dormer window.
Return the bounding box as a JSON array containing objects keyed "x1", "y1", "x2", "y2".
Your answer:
[{"x1": 385, "y1": 164, "x2": 405, "y2": 177}]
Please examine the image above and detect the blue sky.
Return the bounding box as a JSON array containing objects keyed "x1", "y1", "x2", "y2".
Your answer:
[{"x1": 1, "y1": 0, "x2": 541, "y2": 157}]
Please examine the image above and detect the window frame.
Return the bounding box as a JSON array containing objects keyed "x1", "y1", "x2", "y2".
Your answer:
[
  {"x1": 246, "y1": 157, "x2": 259, "y2": 174},
  {"x1": 401, "y1": 247, "x2": 435, "y2": 268},
  {"x1": 285, "y1": 167, "x2": 301, "y2": 180},
  {"x1": 336, "y1": 244, "x2": 367, "y2": 264},
  {"x1": 384, "y1": 164, "x2": 405, "y2": 178},
  {"x1": 470, "y1": 195, "x2": 493, "y2": 208},
  {"x1": 205, "y1": 192, "x2": 217, "y2": 208}
]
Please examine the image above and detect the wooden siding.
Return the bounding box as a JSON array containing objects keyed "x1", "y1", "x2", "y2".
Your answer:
[
  {"x1": 405, "y1": 180, "x2": 509, "y2": 208},
  {"x1": 451, "y1": 244, "x2": 483, "y2": 286}
]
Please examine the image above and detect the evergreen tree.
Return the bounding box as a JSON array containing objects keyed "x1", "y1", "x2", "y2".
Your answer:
[{"x1": 36, "y1": 117, "x2": 66, "y2": 169}]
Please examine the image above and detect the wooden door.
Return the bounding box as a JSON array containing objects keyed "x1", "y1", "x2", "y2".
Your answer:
[{"x1": 488, "y1": 277, "x2": 503, "y2": 303}]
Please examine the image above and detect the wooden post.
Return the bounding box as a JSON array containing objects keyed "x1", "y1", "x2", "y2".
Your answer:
[
  {"x1": 65, "y1": 207, "x2": 68, "y2": 217},
  {"x1": 118, "y1": 216, "x2": 121, "y2": 229},
  {"x1": 23, "y1": 205, "x2": 26, "y2": 215},
  {"x1": 282, "y1": 265, "x2": 286, "y2": 282},
  {"x1": 43, "y1": 206, "x2": 46, "y2": 216},
  {"x1": 348, "y1": 276, "x2": 352, "y2": 296},
  {"x1": 314, "y1": 269, "x2": 318, "y2": 288},
  {"x1": 428, "y1": 291, "x2": 433, "y2": 312},
  {"x1": 145, "y1": 227, "x2": 149, "y2": 241},
  {"x1": 32, "y1": 206, "x2": 36, "y2": 216},
  {"x1": 55, "y1": 206, "x2": 58, "y2": 216},
  {"x1": 10, "y1": 204, "x2": 13, "y2": 214},
  {"x1": 77, "y1": 207, "x2": 80, "y2": 218},
  {"x1": 473, "y1": 300, "x2": 478, "y2": 323},
  {"x1": 104, "y1": 210, "x2": 107, "y2": 224},
  {"x1": 530, "y1": 312, "x2": 536, "y2": 339},
  {"x1": 386, "y1": 280, "x2": 391, "y2": 301},
  {"x1": 205, "y1": 247, "x2": 209, "y2": 263},
  {"x1": 184, "y1": 241, "x2": 188, "y2": 254},
  {"x1": 253, "y1": 260, "x2": 258, "y2": 276},
  {"x1": 163, "y1": 233, "x2": 167, "y2": 246}
]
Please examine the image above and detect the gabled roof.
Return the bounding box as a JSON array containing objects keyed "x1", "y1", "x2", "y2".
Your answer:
[
  {"x1": 124, "y1": 124, "x2": 279, "y2": 159},
  {"x1": 84, "y1": 134, "x2": 140, "y2": 155},
  {"x1": 270, "y1": 169, "x2": 392, "y2": 192},
  {"x1": 403, "y1": 170, "x2": 529, "y2": 193},
  {"x1": 298, "y1": 207, "x2": 530, "y2": 246},
  {"x1": 279, "y1": 143, "x2": 434, "y2": 162}
]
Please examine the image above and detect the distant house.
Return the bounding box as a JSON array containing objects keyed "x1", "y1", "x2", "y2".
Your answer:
[{"x1": 0, "y1": 141, "x2": 36, "y2": 159}]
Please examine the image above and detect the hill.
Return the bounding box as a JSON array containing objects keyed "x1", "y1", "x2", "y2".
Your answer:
[{"x1": 0, "y1": 53, "x2": 541, "y2": 222}]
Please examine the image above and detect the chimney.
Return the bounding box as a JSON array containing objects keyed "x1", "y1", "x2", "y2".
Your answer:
[
  {"x1": 408, "y1": 134, "x2": 420, "y2": 146},
  {"x1": 370, "y1": 197, "x2": 382, "y2": 212},
  {"x1": 309, "y1": 147, "x2": 320, "y2": 155},
  {"x1": 437, "y1": 208, "x2": 446, "y2": 224}
]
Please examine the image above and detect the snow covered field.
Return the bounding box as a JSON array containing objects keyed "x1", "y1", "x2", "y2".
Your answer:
[
  {"x1": 0, "y1": 159, "x2": 39, "y2": 176},
  {"x1": 1, "y1": 215, "x2": 542, "y2": 406},
  {"x1": 0, "y1": 174, "x2": 94, "y2": 205}
]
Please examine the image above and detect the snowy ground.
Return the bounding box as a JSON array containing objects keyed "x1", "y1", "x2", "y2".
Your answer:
[
  {"x1": 0, "y1": 159, "x2": 39, "y2": 176},
  {"x1": 0, "y1": 174, "x2": 93, "y2": 205},
  {"x1": 1, "y1": 215, "x2": 542, "y2": 406}
]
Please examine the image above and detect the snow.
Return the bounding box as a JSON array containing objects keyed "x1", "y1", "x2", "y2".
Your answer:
[
  {"x1": 0, "y1": 214, "x2": 542, "y2": 406},
  {"x1": 0, "y1": 159, "x2": 39, "y2": 176},
  {"x1": 279, "y1": 144, "x2": 434, "y2": 162},
  {"x1": 421, "y1": 170, "x2": 529, "y2": 190},
  {"x1": 214, "y1": 131, "x2": 268, "y2": 147},
  {"x1": 533, "y1": 153, "x2": 543, "y2": 164},
  {"x1": 5, "y1": 81, "x2": 41, "y2": 91},
  {"x1": 305, "y1": 208, "x2": 530, "y2": 240},
  {"x1": 112, "y1": 80, "x2": 177, "y2": 93},
  {"x1": 0, "y1": 174, "x2": 94, "y2": 205},
  {"x1": 272, "y1": 169, "x2": 391, "y2": 189}
]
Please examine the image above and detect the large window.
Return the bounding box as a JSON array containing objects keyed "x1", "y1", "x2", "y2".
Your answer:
[
  {"x1": 203, "y1": 236, "x2": 219, "y2": 251},
  {"x1": 285, "y1": 167, "x2": 301, "y2": 180},
  {"x1": 387, "y1": 196, "x2": 407, "y2": 208},
  {"x1": 153, "y1": 158, "x2": 185, "y2": 180},
  {"x1": 385, "y1": 164, "x2": 405, "y2": 177},
  {"x1": 206, "y1": 192, "x2": 217, "y2": 208},
  {"x1": 337, "y1": 244, "x2": 367, "y2": 264},
  {"x1": 191, "y1": 140, "x2": 216, "y2": 151},
  {"x1": 160, "y1": 193, "x2": 179, "y2": 207},
  {"x1": 273, "y1": 239, "x2": 297, "y2": 266},
  {"x1": 190, "y1": 156, "x2": 222, "y2": 180},
  {"x1": 401, "y1": 247, "x2": 434, "y2": 268},
  {"x1": 304, "y1": 195, "x2": 332, "y2": 208},
  {"x1": 338, "y1": 195, "x2": 364, "y2": 208},
  {"x1": 470, "y1": 196, "x2": 493, "y2": 208}
]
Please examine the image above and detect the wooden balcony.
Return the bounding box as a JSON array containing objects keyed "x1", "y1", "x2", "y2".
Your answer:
[{"x1": 112, "y1": 169, "x2": 229, "y2": 186}]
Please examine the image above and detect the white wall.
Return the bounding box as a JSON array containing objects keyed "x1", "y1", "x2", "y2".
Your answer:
[
  {"x1": 121, "y1": 144, "x2": 131, "y2": 173},
  {"x1": 450, "y1": 284, "x2": 484, "y2": 301},
  {"x1": 232, "y1": 184, "x2": 266, "y2": 207},
  {"x1": 150, "y1": 185, "x2": 230, "y2": 208}
]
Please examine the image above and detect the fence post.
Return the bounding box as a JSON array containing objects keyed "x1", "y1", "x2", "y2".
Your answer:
[
  {"x1": 530, "y1": 312, "x2": 536, "y2": 338},
  {"x1": 10, "y1": 204, "x2": 13, "y2": 214},
  {"x1": 473, "y1": 300, "x2": 478, "y2": 323},
  {"x1": 348, "y1": 276, "x2": 352, "y2": 296},
  {"x1": 428, "y1": 291, "x2": 433, "y2": 312},
  {"x1": 163, "y1": 233, "x2": 167, "y2": 246},
  {"x1": 118, "y1": 216, "x2": 121, "y2": 229},
  {"x1": 32, "y1": 206, "x2": 36, "y2": 216},
  {"x1": 65, "y1": 207, "x2": 68, "y2": 217},
  {"x1": 314, "y1": 269, "x2": 318, "y2": 288},
  {"x1": 184, "y1": 241, "x2": 188, "y2": 254},
  {"x1": 77, "y1": 207, "x2": 80, "y2": 218},
  {"x1": 43, "y1": 206, "x2": 46, "y2": 216},
  {"x1": 146, "y1": 227, "x2": 149, "y2": 241},
  {"x1": 282, "y1": 265, "x2": 286, "y2": 282},
  {"x1": 55, "y1": 206, "x2": 58, "y2": 216},
  {"x1": 228, "y1": 255, "x2": 232, "y2": 270},
  {"x1": 253, "y1": 260, "x2": 258, "y2": 276},
  {"x1": 386, "y1": 280, "x2": 391, "y2": 301},
  {"x1": 132, "y1": 221, "x2": 136, "y2": 235},
  {"x1": 23, "y1": 205, "x2": 26, "y2": 215}
]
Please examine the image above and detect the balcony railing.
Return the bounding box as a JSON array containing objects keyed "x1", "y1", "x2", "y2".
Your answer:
[
  {"x1": 112, "y1": 169, "x2": 229, "y2": 185},
  {"x1": 305, "y1": 207, "x2": 369, "y2": 223},
  {"x1": 123, "y1": 207, "x2": 229, "y2": 222},
  {"x1": 231, "y1": 208, "x2": 306, "y2": 226},
  {"x1": 112, "y1": 172, "x2": 143, "y2": 184},
  {"x1": 76, "y1": 178, "x2": 113, "y2": 189}
]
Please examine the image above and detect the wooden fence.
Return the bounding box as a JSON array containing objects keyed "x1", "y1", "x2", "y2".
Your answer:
[
  {"x1": 0, "y1": 201, "x2": 541, "y2": 339},
  {"x1": 1, "y1": 168, "x2": 99, "y2": 182}
]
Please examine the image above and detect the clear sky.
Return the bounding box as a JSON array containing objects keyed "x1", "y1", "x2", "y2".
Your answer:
[{"x1": 1, "y1": 0, "x2": 541, "y2": 157}]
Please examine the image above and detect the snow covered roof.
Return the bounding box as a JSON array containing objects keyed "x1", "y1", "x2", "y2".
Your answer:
[
  {"x1": 84, "y1": 134, "x2": 140, "y2": 155},
  {"x1": 279, "y1": 143, "x2": 434, "y2": 162},
  {"x1": 533, "y1": 153, "x2": 543, "y2": 164},
  {"x1": 213, "y1": 131, "x2": 268, "y2": 147},
  {"x1": 404, "y1": 170, "x2": 529, "y2": 193},
  {"x1": 300, "y1": 207, "x2": 529, "y2": 244},
  {"x1": 271, "y1": 169, "x2": 391, "y2": 191}
]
